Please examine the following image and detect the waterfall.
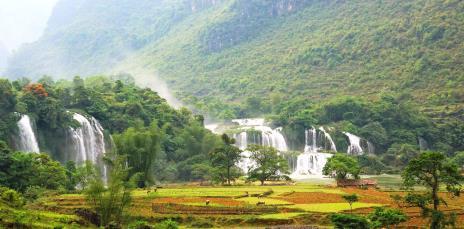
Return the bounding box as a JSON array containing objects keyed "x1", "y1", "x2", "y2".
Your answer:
[
  {"x1": 292, "y1": 127, "x2": 334, "y2": 178},
  {"x1": 319, "y1": 127, "x2": 337, "y2": 151},
  {"x1": 343, "y1": 132, "x2": 364, "y2": 155},
  {"x1": 231, "y1": 118, "x2": 288, "y2": 172},
  {"x1": 16, "y1": 115, "x2": 40, "y2": 153},
  {"x1": 418, "y1": 137, "x2": 428, "y2": 152},
  {"x1": 68, "y1": 113, "x2": 107, "y2": 180},
  {"x1": 233, "y1": 131, "x2": 248, "y2": 150}
]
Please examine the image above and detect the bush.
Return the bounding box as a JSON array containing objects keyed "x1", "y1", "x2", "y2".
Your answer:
[
  {"x1": 128, "y1": 220, "x2": 152, "y2": 229},
  {"x1": 23, "y1": 185, "x2": 45, "y2": 201},
  {"x1": 155, "y1": 219, "x2": 179, "y2": 229},
  {"x1": 330, "y1": 213, "x2": 369, "y2": 229},
  {"x1": 189, "y1": 219, "x2": 214, "y2": 228},
  {"x1": 0, "y1": 186, "x2": 25, "y2": 207}
]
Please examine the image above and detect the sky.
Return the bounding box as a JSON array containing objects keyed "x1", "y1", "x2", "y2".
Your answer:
[{"x1": 0, "y1": 0, "x2": 59, "y2": 53}]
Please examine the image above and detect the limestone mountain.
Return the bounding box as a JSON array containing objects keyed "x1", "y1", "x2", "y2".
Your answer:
[{"x1": 5, "y1": 0, "x2": 464, "y2": 119}]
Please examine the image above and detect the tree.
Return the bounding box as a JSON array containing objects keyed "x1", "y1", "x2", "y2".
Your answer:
[
  {"x1": 323, "y1": 153, "x2": 360, "y2": 180},
  {"x1": 113, "y1": 122, "x2": 162, "y2": 186},
  {"x1": 342, "y1": 194, "x2": 358, "y2": 214},
  {"x1": 85, "y1": 156, "x2": 134, "y2": 227},
  {"x1": 247, "y1": 145, "x2": 289, "y2": 185},
  {"x1": 330, "y1": 213, "x2": 369, "y2": 229},
  {"x1": 369, "y1": 207, "x2": 407, "y2": 228},
  {"x1": 210, "y1": 134, "x2": 242, "y2": 185},
  {"x1": 402, "y1": 152, "x2": 463, "y2": 228}
]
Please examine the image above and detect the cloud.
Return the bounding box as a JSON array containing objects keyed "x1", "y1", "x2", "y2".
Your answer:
[{"x1": 0, "y1": 0, "x2": 59, "y2": 52}]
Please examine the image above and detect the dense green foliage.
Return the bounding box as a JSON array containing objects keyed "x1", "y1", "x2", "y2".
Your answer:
[
  {"x1": 6, "y1": 0, "x2": 463, "y2": 122},
  {"x1": 113, "y1": 122, "x2": 161, "y2": 186},
  {"x1": 0, "y1": 75, "x2": 224, "y2": 183},
  {"x1": 0, "y1": 141, "x2": 67, "y2": 192}
]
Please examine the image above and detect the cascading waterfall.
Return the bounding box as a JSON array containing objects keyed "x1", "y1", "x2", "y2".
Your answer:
[
  {"x1": 231, "y1": 118, "x2": 288, "y2": 172},
  {"x1": 343, "y1": 132, "x2": 363, "y2": 155},
  {"x1": 16, "y1": 115, "x2": 40, "y2": 153},
  {"x1": 292, "y1": 127, "x2": 334, "y2": 178},
  {"x1": 319, "y1": 127, "x2": 337, "y2": 152},
  {"x1": 343, "y1": 132, "x2": 374, "y2": 155},
  {"x1": 68, "y1": 113, "x2": 107, "y2": 180}
]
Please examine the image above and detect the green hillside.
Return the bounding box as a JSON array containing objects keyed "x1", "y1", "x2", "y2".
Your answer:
[{"x1": 5, "y1": 0, "x2": 464, "y2": 120}]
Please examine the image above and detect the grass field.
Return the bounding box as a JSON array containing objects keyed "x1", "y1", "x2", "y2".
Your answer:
[{"x1": 13, "y1": 177, "x2": 464, "y2": 228}]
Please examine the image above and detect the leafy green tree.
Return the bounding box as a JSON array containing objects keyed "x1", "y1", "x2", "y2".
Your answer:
[
  {"x1": 113, "y1": 122, "x2": 162, "y2": 186},
  {"x1": 323, "y1": 153, "x2": 360, "y2": 180},
  {"x1": 330, "y1": 213, "x2": 369, "y2": 229},
  {"x1": 342, "y1": 194, "x2": 358, "y2": 214},
  {"x1": 403, "y1": 152, "x2": 463, "y2": 229},
  {"x1": 210, "y1": 134, "x2": 242, "y2": 185},
  {"x1": 247, "y1": 145, "x2": 289, "y2": 185},
  {"x1": 368, "y1": 207, "x2": 407, "y2": 228}
]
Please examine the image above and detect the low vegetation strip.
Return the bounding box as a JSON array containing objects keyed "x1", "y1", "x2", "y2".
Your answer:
[
  {"x1": 288, "y1": 203, "x2": 384, "y2": 213},
  {"x1": 151, "y1": 203, "x2": 280, "y2": 215},
  {"x1": 277, "y1": 192, "x2": 345, "y2": 204}
]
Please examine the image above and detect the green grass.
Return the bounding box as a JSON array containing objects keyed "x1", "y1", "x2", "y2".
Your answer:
[
  {"x1": 259, "y1": 212, "x2": 306, "y2": 219},
  {"x1": 0, "y1": 202, "x2": 81, "y2": 228},
  {"x1": 182, "y1": 202, "x2": 226, "y2": 207},
  {"x1": 288, "y1": 203, "x2": 383, "y2": 213},
  {"x1": 238, "y1": 197, "x2": 292, "y2": 206},
  {"x1": 132, "y1": 184, "x2": 344, "y2": 198}
]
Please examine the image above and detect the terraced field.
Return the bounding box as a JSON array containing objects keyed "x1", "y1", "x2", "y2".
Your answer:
[{"x1": 24, "y1": 182, "x2": 464, "y2": 228}]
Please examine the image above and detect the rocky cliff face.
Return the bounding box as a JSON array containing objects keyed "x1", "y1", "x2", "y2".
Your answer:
[{"x1": 190, "y1": 0, "x2": 223, "y2": 12}]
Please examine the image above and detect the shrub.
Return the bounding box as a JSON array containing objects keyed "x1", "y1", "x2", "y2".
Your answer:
[
  {"x1": 155, "y1": 219, "x2": 179, "y2": 229},
  {"x1": 330, "y1": 213, "x2": 369, "y2": 229},
  {"x1": 128, "y1": 220, "x2": 152, "y2": 229},
  {"x1": 0, "y1": 187, "x2": 25, "y2": 207}
]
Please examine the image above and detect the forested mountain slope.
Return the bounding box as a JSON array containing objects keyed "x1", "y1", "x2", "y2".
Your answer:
[{"x1": 5, "y1": 0, "x2": 464, "y2": 120}]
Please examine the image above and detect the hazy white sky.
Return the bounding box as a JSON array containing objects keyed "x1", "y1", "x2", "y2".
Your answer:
[{"x1": 0, "y1": 0, "x2": 59, "y2": 53}]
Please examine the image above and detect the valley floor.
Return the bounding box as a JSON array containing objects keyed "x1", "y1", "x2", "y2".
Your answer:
[{"x1": 4, "y1": 176, "x2": 463, "y2": 228}]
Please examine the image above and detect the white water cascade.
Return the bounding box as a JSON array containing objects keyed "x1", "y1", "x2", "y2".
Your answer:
[
  {"x1": 16, "y1": 115, "x2": 40, "y2": 153},
  {"x1": 343, "y1": 132, "x2": 375, "y2": 155},
  {"x1": 232, "y1": 118, "x2": 288, "y2": 172},
  {"x1": 68, "y1": 113, "x2": 107, "y2": 179},
  {"x1": 291, "y1": 127, "x2": 334, "y2": 178}
]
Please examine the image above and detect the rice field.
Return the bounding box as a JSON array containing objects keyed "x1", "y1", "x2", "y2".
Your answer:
[{"x1": 25, "y1": 177, "x2": 464, "y2": 228}]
